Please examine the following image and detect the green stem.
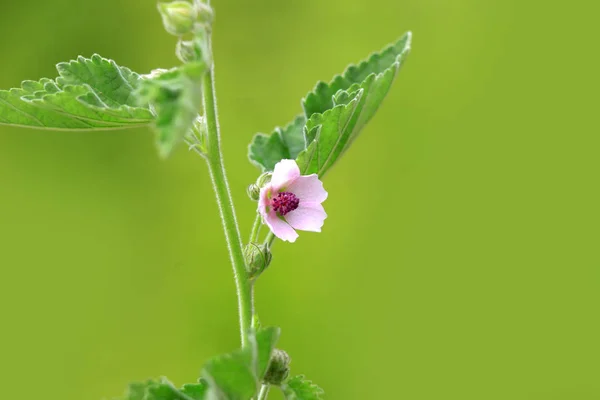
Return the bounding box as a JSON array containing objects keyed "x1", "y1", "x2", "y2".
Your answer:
[
  {"x1": 203, "y1": 64, "x2": 253, "y2": 348},
  {"x1": 249, "y1": 214, "x2": 262, "y2": 243},
  {"x1": 264, "y1": 232, "x2": 276, "y2": 249},
  {"x1": 257, "y1": 385, "x2": 270, "y2": 400}
]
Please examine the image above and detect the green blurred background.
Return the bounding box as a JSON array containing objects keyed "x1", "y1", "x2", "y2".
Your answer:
[{"x1": 0, "y1": 0, "x2": 598, "y2": 399}]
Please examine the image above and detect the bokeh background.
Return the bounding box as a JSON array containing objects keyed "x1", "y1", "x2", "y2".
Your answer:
[{"x1": 0, "y1": 0, "x2": 598, "y2": 399}]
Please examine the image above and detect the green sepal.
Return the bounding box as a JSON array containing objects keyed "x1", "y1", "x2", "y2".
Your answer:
[{"x1": 0, "y1": 54, "x2": 154, "y2": 131}]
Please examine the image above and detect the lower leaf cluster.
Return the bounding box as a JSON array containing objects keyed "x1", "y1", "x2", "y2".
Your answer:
[{"x1": 114, "y1": 327, "x2": 323, "y2": 400}]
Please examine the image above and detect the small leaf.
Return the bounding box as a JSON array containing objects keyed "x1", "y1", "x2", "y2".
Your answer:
[
  {"x1": 281, "y1": 376, "x2": 324, "y2": 400},
  {"x1": 202, "y1": 347, "x2": 257, "y2": 400},
  {"x1": 137, "y1": 62, "x2": 205, "y2": 158},
  {"x1": 253, "y1": 326, "x2": 281, "y2": 380},
  {"x1": 248, "y1": 115, "x2": 306, "y2": 171},
  {"x1": 201, "y1": 327, "x2": 280, "y2": 400},
  {"x1": 119, "y1": 379, "x2": 200, "y2": 400},
  {"x1": 123, "y1": 381, "x2": 150, "y2": 400},
  {"x1": 0, "y1": 54, "x2": 154, "y2": 131},
  {"x1": 181, "y1": 382, "x2": 209, "y2": 400}
]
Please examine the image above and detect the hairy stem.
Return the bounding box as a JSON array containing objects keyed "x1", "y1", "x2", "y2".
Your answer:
[
  {"x1": 203, "y1": 62, "x2": 253, "y2": 348},
  {"x1": 249, "y1": 214, "x2": 262, "y2": 243},
  {"x1": 257, "y1": 385, "x2": 270, "y2": 400},
  {"x1": 264, "y1": 231, "x2": 276, "y2": 249}
]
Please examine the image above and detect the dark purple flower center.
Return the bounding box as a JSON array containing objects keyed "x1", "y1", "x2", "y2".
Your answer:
[{"x1": 271, "y1": 192, "x2": 299, "y2": 216}]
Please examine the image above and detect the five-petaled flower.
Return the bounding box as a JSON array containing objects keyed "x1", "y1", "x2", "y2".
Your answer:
[{"x1": 258, "y1": 159, "x2": 328, "y2": 242}]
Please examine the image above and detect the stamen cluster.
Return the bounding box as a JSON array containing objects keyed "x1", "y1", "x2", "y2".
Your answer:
[{"x1": 272, "y1": 192, "x2": 300, "y2": 216}]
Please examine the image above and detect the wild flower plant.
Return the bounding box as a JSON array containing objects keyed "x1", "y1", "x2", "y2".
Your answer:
[{"x1": 0, "y1": 1, "x2": 411, "y2": 398}]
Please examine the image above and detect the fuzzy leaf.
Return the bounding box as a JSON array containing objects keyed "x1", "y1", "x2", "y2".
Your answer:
[
  {"x1": 281, "y1": 376, "x2": 324, "y2": 400},
  {"x1": 253, "y1": 326, "x2": 281, "y2": 380},
  {"x1": 181, "y1": 382, "x2": 209, "y2": 400},
  {"x1": 202, "y1": 347, "x2": 257, "y2": 400},
  {"x1": 119, "y1": 379, "x2": 201, "y2": 400},
  {"x1": 201, "y1": 327, "x2": 281, "y2": 400},
  {"x1": 303, "y1": 32, "x2": 411, "y2": 118},
  {"x1": 136, "y1": 62, "x2": 205, "y2": 158},
  {"x1": 297, "y1": 32, "x2": 412, "y2": 176},
  {"x1": 248, "y1": 115, "x2": 306, "y2": 171},
  {"x1": 0, "y1": 54, "x2": 154, "y2": 131},
  {"x1": 247, "y1": 33, "x2": 412, "y2": 176}
]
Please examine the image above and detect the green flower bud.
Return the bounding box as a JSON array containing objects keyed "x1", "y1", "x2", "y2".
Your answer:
[
  {"x1": 244, "y1": 242, "x2": 272, "y2": 279},
  {"x1": 157, "y1": 1, "x2": 198, "y2": 36},
  {"x1": 247, "y1": 172, "x2": 272, "y2": 201},
  {"x1": 264, "y1": 349, "x2": 291, "y2": 385}
]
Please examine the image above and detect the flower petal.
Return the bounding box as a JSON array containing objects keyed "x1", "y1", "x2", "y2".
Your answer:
[
  {"x1": 284, "y1": 202, "x2": 327, "y2": 232},
  {"x1": 271, "y1": 159, "x2": 300, "y2": 191},
  {"x1": 287, "y1": 174, "x2": 328, "y2": 203},
  {"x1": 258, "y1": 185, "x2": 271, "y2": 220},
  {"x1": 265, "y1": 211, "x2": 299, "y2": 242}
]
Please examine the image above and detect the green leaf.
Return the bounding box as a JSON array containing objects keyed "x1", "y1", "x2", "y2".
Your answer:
[
  {"x1": 181, "y1": 382, "x2": 209, "y2": 400},
  {"x1": 123, "y1": 381, "x2": 150, "y2": 400},
  {"x1": 248, "y1": 115, "x2": 306, "y2": 171},
  {"x1": 137, "y1": 62, "x2": 205, "y2": 158},
  {"x1": 297, "y1": 32, "x2": 412, "y2": 177},
  {"x1": 252, "y1": 326, "x2": 281, "y2": 380},
  {"x1": 296, "y1": 91, "x2": 362, "y2": 176},
  {"x1": 201, "y1": 327, "x2": 281, "y2": 400},
  {"x1": 247, "y1": 33, "x2": 412, "y2": 176},
  {"x1": 119, "y1": 379, "x2": 201, "y2": 400},
  {"x1": 0, "y1": 54, "x2": 154, "y2": 131},
  {"x1": 303, "y1": 32, "x2": 412, "y2": 118},
  {"x1": 281, "y1": 376, "x2": 324, "y2": 400}
]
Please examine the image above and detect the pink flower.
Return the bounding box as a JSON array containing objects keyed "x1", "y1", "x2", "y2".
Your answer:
[{"x1": 258, "y1": 159, "x2": 328, "y2": 242}]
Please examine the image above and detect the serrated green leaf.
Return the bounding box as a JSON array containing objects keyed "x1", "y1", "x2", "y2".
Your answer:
[
  {"x1": 247, "y1": 33, "x2": 411, "y2": 176},
  {"x1": 281, "y1": 376, "x2": 324, "y2": 400},
  {"x1": 297, "y1": 32, "x2": 412, "y2": 177},
  {"x1": 296, "y1": 92, "x2": 362, "y2": 176},
  {"x1": 119, "y1": 379, "x2": 200, "y2": 400},
  {"x1": 201, "y1": 327, "x2": 280, "y2": 400},
  {"x1": 248, "y1": 115, "x2": 306, "y2": 171},
  {"x1": 123, "y1": 381, "x2": 150, "y2": 400},
  {"x1": 0, "y1": 54, "x2": 154, "y2": 131},
  {"x1": 137, "y1": 62, "x2": 205, "y2": 158},
  {"x1": 181, "y1": 382, "x2": 209, "y2": 400},
  {"x1": 303, "y1": 32, "x2": 411, "y2": 118},
  {"x1": 202, "y1": 347, "x2": 257, "y2": 400}
]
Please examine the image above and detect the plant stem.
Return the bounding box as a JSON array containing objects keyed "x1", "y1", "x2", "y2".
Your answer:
[
  {"x1": 257, "y1": 384, "x2": 270, "y2": 400},
  {"x1": 249, "y1": 214, "x2": 262, "y2": 243},
  {"x1": 203, "y1": 62, "x2": 253, "y2": 348},
  {"x1": 264, "y1": 232, "x2": 276, "y2": 249}
]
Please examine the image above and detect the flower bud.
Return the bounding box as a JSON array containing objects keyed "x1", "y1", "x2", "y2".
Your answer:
[
  {"x1": 244, "y1": 242, "x2": 272, "y2": 279},
  {"x1": 157, "y1": 1, "x2": 198, "y2": 36},
  {"x1": 264, "y1": 349, "x2": 291, "y2": 385},
  {"x1": 247, "y1": 172, "x2": 272, "y2": 201}
]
